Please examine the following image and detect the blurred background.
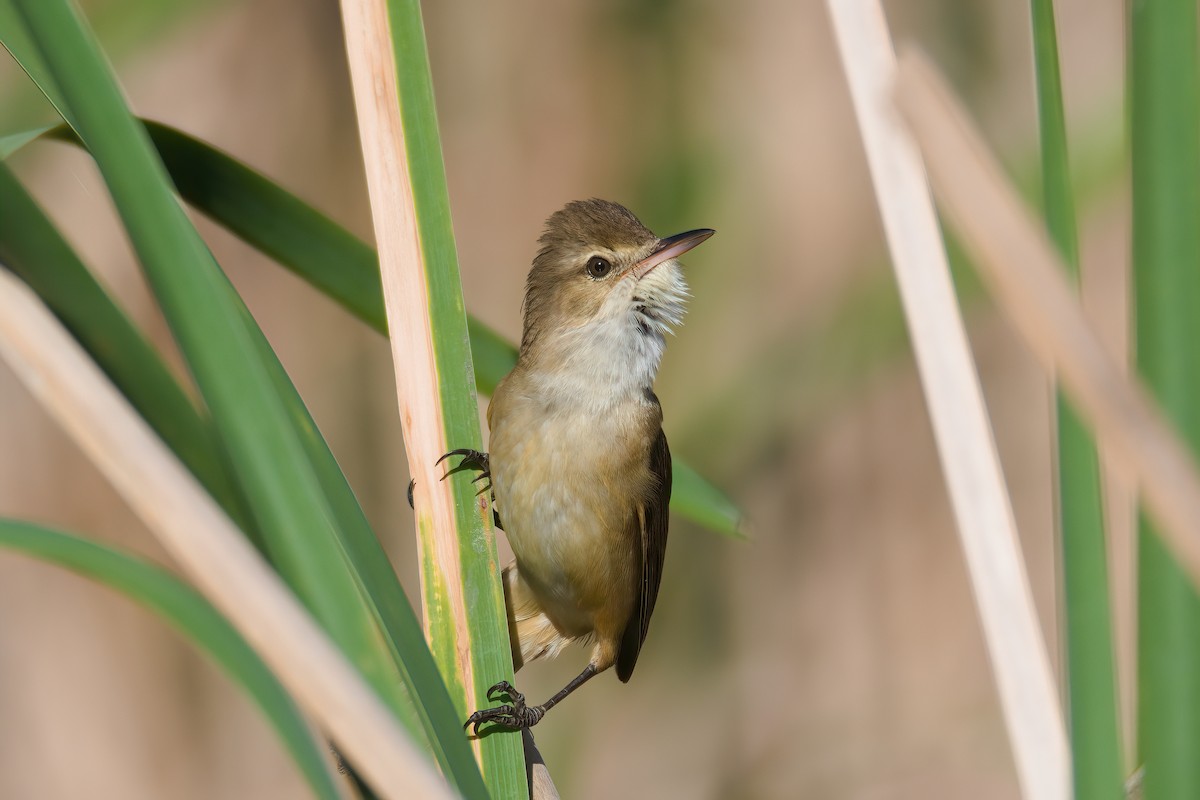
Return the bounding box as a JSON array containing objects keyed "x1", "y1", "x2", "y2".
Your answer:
[{"x1": 0, "y1": 0, "x2": 1131, "y2": 797}]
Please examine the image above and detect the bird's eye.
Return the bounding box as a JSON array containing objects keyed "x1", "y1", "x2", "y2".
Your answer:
[{"x1": 585, "y1": 256, "x2": 612, "y2": 279}]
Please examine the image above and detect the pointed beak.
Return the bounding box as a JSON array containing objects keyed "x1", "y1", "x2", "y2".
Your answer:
[{"x1": 631, "y1": 228, "x2": 715, "y2": 280}]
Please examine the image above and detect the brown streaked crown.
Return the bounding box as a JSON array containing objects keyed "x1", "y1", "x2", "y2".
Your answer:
[
  {"x1": 520, "y1": 199, "x2": 658, "y2": 354},
  {"x1": 538, "y1": 199, "x2": 655, "y2": 253}
]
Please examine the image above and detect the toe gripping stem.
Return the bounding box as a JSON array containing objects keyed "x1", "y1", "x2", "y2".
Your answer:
[
  {"x1": 409, "y1": 450, "x2": 502, "y2": 530},
  {"x1": 464, "y1": 665, "x2": 599, "y2": 735},
  {"x1": 438, "y1": 449, "x2": 492, "y2": 497},
  {"x1": 463, "y1": 681, "x2": 546, "y2": 735}
]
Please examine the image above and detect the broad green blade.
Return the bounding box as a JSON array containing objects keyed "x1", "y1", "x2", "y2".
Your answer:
[
  {"x1": 0, "y1": 160, "x2": 255, "y2": 537},
  {"x1": 0, "y1": 1, "x2": 71, "y2": 126},
  {"x1": 0, "y1": 124, "x2": 52, "y2": 157},
  {"x1": 5, "y1": 2, "x2": 485, "y2": 795},
  {"x1": 1131, "y1": 0, "x2": 1200, "y2": 795},
  {"x1": 672, "y1": 459, "x2": 744, "y2": 538},
  {"x1": 241, "y1": 288, "x2": 488, "y2": 792},
  {"x1": 0, "y1": 520, "x2": 340, "y2": 800},
  {"x1": 370, "y1": 0, "x2": 526, "y2": 793},
  {"x1": 0, "y1": 147, "x2": 482, "y2": 800},
  {"x1": 0, "y1": 121, "x2": 482, "y2": 791},
  {"x1": 0, "y1": 155, "x2": 482, "y2": 794},
  {"x1": 140, "y1": 120, "x2": 389, "y2": 333},
  {"x1": 1029, "y1": 2, "x2": 1123, "y2": 796}
]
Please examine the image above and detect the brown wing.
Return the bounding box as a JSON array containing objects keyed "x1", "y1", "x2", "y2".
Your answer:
[{"x1": 616, "y1": 426, "x2": 671, "y2": 682}]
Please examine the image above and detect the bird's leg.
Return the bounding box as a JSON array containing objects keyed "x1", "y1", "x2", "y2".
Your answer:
[{"x1": 464, "y1": 664, "x2": 599, "y2": 734}]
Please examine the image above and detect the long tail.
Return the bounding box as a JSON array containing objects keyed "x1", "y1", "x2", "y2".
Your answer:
[{"x1": 502, "y1": 562, "x2": 573, "y2": 671}]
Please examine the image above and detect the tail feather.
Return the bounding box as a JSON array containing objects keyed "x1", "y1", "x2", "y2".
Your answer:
[{"x1": 503, "y1": 563, "x2": 573, "y2": 671}]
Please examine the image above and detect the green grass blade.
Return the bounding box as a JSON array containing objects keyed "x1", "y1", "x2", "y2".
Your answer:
[
  {"x1": 0, "y1": 160, "x2": 254, "y2": 535},
  {"x1": 240, "y1": 289, "x2": 494, "y2": 792},
  {"x1": 1029, "y1": 1, "x2": 1123, "y2": 796},
  {"x1": 1, "y1": 121, "x2": 487, "y2": 792},
  {"x1": 144, "y1": 121, "x2": 389, "y2": 332},
  {"x1": 464, "y1": 317, "x2": 519, "y2": 398},
  {"x1": 135, "y1": 120, "x2": 523, "y2": 398},
  {"x1": 0, "y1": 153, "x2": 485, "y2": 792},
  {"x1": 0, "y1": 124, "x2": 53, "y2": 157},
  {"x1": 0, "y1": 1, "x2": 72, "y2": 126},
  {"x1": 0, "y1": 520, "x2": 340, "y2": 800},
  {"x1": 1, "y1": 140, "x2": 483, "y2": 796},
  {"x1": 1131, "y1": 0, "x2": 1200, "y2": 794},
  {"x1": 1030, "y1": 1, "x2": 1079, "y2": 270},
  {"x1": 672, "y1": 459, "x2": 745, "y2": 538},
  {"x1": 7, "y1": 2, "x2": 486, "y2": 794}
]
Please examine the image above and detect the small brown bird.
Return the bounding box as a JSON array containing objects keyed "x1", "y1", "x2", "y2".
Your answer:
[{"x1": 452, "y1": 199, "x2": 713, "y2": 732}]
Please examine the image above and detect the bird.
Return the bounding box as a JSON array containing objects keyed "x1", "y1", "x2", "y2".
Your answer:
[{"x1": 446, "y1": 198, "x2": 714, "y2": 732}]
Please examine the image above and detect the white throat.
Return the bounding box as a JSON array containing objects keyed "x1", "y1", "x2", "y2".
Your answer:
[{"x1": 525, "y1": 265, "x2": 688, "y2": 412}]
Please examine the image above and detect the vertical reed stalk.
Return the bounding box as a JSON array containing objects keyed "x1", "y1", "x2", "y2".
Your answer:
[
  {"x1": 827, "y1": 4, "x2": 1069, "y2": 798},
  {"x1": 1130, "y1": 0, "x2": 1200, "y2": 796},
  {"x1": 1028, "y1": 2, "x2": 1123, "y2": 796},
  {"x1": 339, "y1": 0, "x2": 527, "y2": 795}
]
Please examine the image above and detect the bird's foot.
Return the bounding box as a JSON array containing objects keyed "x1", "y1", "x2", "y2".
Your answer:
[
  {"x1": 408, "y1": 448, "x2": 492, "y2": 510},
  {"x1": 436, "y1": 450, "x2": 492, "y2": 494},
  {"x1": 437, "y1": 448, "x2": 492, "y2": 495},
  {"x1": 463, "y1": 680, "x2": 546, "y2": 734},
  {"x1": 437, "y1": 448, "x2": 490, "y2": 475}
]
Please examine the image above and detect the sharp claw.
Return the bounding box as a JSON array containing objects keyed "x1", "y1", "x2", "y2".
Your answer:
[
  {"x1": 487, "y1": 680, "x2": 519, "y2": 701},
  {"x1": 436, "y1": 449, "x2": 491, "y2": 487},
  {"x1": 436, "y1": 448, "x2": 471, "y2": 467},
  {"x1": 463, "y1": 704, "x2": 520, "y2": 735},
  {"x1": 437, "y1": 447, "x2": 487, "y2": 465}
]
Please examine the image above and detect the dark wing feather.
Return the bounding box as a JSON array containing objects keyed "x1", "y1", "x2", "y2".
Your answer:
[{"x1": 616, "y1": 427, "x2": 671, "y2": 682}]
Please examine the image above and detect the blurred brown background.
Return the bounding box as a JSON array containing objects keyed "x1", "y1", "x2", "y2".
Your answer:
[{"x1": 0, "y1": 0, "x2": 1131, "y2": 797}]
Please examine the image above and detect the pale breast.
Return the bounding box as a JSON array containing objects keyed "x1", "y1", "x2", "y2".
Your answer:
[{"x1": 489, "y1": 381, "x2": 659, "y2": 637}]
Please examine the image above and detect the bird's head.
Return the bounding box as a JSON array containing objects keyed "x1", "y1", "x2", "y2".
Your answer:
[{"x1": 519, "y1": 199, "x2": 713, "y2": 377}]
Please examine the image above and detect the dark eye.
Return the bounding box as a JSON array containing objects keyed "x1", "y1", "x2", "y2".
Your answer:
[{"x1": 586, "y1": 256, "x2": 612, "y2": 278}]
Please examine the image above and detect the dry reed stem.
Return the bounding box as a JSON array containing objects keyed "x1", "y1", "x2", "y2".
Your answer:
[
  {"x1": 0, "y1": 267, "x2": 452, "y2": 800},
  {"x1": 522, "y1": 730, "x2": 560, "y2": 800},
  {"x1": 826, "y1": 4, "x2": 1070, "y2": 799},
  {"x1": 894, "y1": 49, "x2": 1200, "y2": 602},
  {"x1": 339, "y1": 1, "x2": 561, "y2": 794},
  {"x1": 337, "y1": 0, "x2": 480, "y2": 711}
]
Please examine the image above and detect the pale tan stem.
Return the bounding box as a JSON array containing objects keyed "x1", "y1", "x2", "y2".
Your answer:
[
  {"x1": 522, "y1": 731, "x2": 560, "y2": 800},
  {"x1": 337, "y1": 0, "x2": 478, "y2": 710},
  {"x1": 339, "y1": 4, "x2": 555, "y2": 797},
  {"x1": 0, "y1": 267, "x2": 452, "y2": 800},
  {"x1": 826, "y1": 3, "x2": 1070, "y2": 799},
  {"x1": 894, "y1": 49, "x2": 1200, "y2": 601}
]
